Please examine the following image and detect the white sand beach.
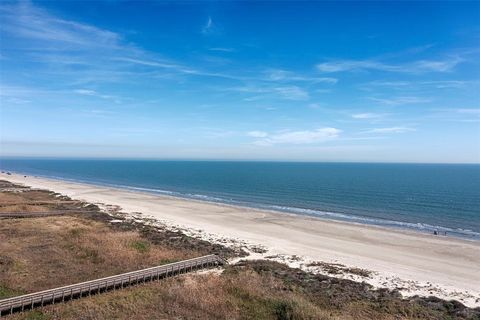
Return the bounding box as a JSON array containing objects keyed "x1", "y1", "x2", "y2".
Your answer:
[{"x1": 1, "y1": 172, "x2": 479, "y2": 307}]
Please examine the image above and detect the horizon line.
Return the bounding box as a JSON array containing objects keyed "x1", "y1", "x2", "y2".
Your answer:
[{"x1": 0, "y1": 156, "x2": 479, "y2": 165}]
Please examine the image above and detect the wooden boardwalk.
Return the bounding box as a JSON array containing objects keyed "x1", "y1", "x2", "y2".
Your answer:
[
  {"x1": 0, "y1": 211, "x2": 72, "y2": 219},
  {"x1": 0, "y1": 254, "x2": 225, "y2": 317}
]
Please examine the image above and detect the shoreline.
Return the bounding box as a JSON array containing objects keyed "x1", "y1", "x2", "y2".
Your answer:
[
  {"x1": 1, "y1": 172, "x2": 479, "y2": 307},
  {"x1": 2, "y1": 169, "x2": 477, "y2": 241}
]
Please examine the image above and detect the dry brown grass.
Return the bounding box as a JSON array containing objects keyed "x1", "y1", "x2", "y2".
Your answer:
[
  {"x1": 7, "y1": 271, "x2": 328, "y2": 320},
  {"x1": 8, "y1": 265, "x2": 464, "y2": 320},
  {"x1": 1, "y1": 181, "x2": 479, "y2": 320},
  {"x1": 0, "y1": 204, "x2": 52, "y2": 213},
  {"x1": 0, "y1": 190, "x2": 75, "y2": 213},
  {"x1": 0, "y1": 216, "x2": 198, "y2": 295},
  {"x1": 0, "y1": 193, "x2": 25, "y2": 203}
]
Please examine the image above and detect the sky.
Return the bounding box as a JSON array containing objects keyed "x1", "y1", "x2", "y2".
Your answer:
[{"x1": 0, "y1": 1, "x2": 479, "y2": 163}]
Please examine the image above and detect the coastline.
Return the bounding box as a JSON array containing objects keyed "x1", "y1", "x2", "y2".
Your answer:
[
  {"x1": 1, "y1": 172, "x2": 479, "y2": 307},
  {"x1": 3, "y1": 168, "x2": 477, "y2": 240}
]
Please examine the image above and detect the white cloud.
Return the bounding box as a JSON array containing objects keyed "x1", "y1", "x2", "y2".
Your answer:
[
  {"x1": 249, "y1": 128, "x2": 341, "y2": 145},
  {"x1": 369, "y1": 96, "x2": 431, "y2": 106},
  {"x1": 264, "y1": 69, "x2": 337, "y2": 84},
  {"x1": 202, "y1": 16, "x2": 215, "y2": 34},
  {"x1": 0, "y1": 2, "x2": 239, "y2": 85},
  {"x1": 308, "y1": 103, "x2": 322, "y2": 109},
  {"x1": 0, "y1": 2, "x2": 121, "y2": 48},
  {"x1": 73, "y1": 89, "x2": 122, "y2": 102},
  {"x1": 364, "y1": 127, "x2": 415, "y2": 134},
  {"x1": 247, "y1": 131, "x2": 268, "y2": 138},
  {"x1": 413, "y1": 58, "x2": 462, "y2": 72},
  {"x1": 229, "y1": 85, "x2": 309, "y2": 101},
  {"x1": 209, "y1": 47, "x2": 235, "y2": 52},
  {"x1": 274, "y1": 86, "x2": 309, "y2": 100},
  {"x1": 456, "y1": 108, "x2": 480, "y2": 115},
  {"x1": 114, "y1": 57, "x2": 186, "y2": 70},
  {"x1": 363, "y1": 80, "x2": 472, "y2": 90},
  {"x1": 352, "y1": 113, "x2": 384, "y2": 119},
  {"x1": 74, "y1": 89, "x2": 96, "y2": 96},
  {"x1": 316, "y1": 57, "x2": 462, "y2": 74},
  {"x1": 317, "y1": 60, "x2": 396, "y2": 73}
]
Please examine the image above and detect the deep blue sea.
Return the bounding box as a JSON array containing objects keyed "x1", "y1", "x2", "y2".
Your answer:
[{"x1": 1, "y1": 159, "x2": 479, "y2": 240}]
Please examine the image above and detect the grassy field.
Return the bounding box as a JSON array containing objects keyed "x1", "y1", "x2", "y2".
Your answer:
[{"x1": 1, "y1": 180, "x2": 478, "y2": 320}]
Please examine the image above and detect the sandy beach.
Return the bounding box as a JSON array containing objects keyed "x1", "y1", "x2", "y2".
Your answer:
[{"x1": 1, "y1": 172, "x2": 479, "y2": 307}]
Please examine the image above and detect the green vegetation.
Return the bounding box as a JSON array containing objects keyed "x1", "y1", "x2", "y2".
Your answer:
[
  {"x1": 0, "y1": 285, "x2": 22, "y2": 299},
  {"x1": 129, "y1": 240, "x2": 150, "y2": 253},
  {"x1": 23, "y1": 311, "x2": 50, "y2": 320}
]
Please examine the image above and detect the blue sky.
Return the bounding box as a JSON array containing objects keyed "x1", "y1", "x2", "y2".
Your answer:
[{"x1": 0, "y1": 1, "x2": 479, "y2": 163}]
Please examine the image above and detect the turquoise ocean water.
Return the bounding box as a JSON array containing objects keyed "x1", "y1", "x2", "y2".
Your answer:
[{"x1": 1, "y1": 159, "x2": 479, "y2": 240}]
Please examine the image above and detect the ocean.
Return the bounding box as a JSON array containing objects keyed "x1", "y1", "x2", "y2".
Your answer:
[{"x1": 1, "y1": 159, "x2": 479, "y2": 240}]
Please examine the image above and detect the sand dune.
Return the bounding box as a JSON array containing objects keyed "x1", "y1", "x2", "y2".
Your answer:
[{"x1": 1, "y1": 172, "x2": 479, "y2": 307}]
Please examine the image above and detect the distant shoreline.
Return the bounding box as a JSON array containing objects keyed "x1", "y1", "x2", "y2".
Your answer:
[{"x1": 1, "y1": 171, "x2": 479, "y2": 307}]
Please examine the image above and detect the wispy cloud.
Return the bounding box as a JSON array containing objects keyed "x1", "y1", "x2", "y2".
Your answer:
[
  {"x1": 208, "y1": 47, "x2": 235, "y2": 52},
  {"x1": 263, "y1": 69, "x2": 337, "y2": 84},
  {"x1": 352, "y1": 113, "x2": 385, "y2": 119},
  {"x1": 362, "y1": 80, "x2": 474, "y2": 90},
  {"x1": 113, "y1": 57, "x2": 187, "y2": 70},
  {"x1": 202, "y1": 16, "x2": 216, "y2": 35},
  {"x1": 274, "y1": 86, "x2": 309, "y2": 100},
  {"x1": 73, "y1": 89, "x2": 123, "y2": 102},
  {"x1": 316, "y1": 57, "x2": 463, "y2": 74},
  {"x1": 0, "y1": 85, "x2": 33, "y2": 105},
  {"x1": 247, "y1": 131, "x2": 268, "y2": 138},
  {"x1": 228, "y1": 85, "x2": 309, "y2": 101},
  {"x1": 369, "y1": 96, "x2": 432, "y2": 106},
  {"x1": 74, "y1": 89, "x2": 96, "y2": 96},
  {"x1": 364, "y1": 127, "x2": 415, "y2": 134},
  {"x1": 456, "y1": 108, "x2": 480, "y2": 115},
  {"x1": 0, "y1": 2, "x2": 242, "y2": 86},
  {"x1": 249, "y1": 128, "x2": 341, "y2": 145},
  {"x1": 0, "y1": 2, "x2": 121, "y2": 48}
]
